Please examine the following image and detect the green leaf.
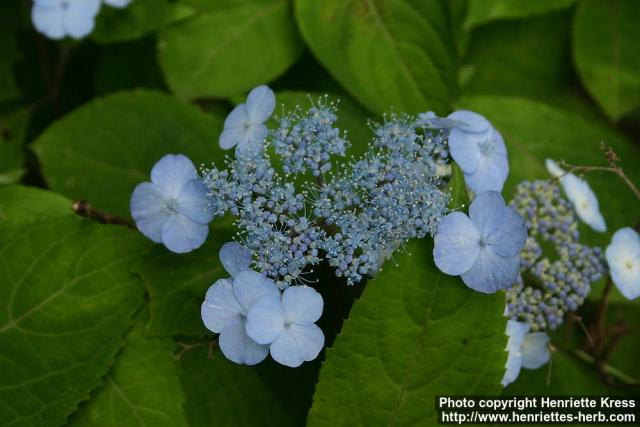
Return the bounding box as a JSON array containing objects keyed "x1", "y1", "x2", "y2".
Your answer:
[
  {"x1": 33, "y1": 90, "x2": 224, "y2": 217},
  {"x1": 0, "y1": 185, "x2": 71, "y2": 223},
  {"x1": 179, "y1": 347, "x2": 295, "y2": 427},
  {"x1": 158, "y1": 0, "x2": 304, "y2": 99},
  {"x1": 308, "y1": 239, "x2": 507, "y2": 426},
  {"x1": 69, "y1": 312, "x2": 188, "y2": 427},
  {"x1": 135, "y1": 219, "x2": 235, "y2": 337},
  {"x1": 0, "y1": 215, "x2": 149, "y2": 427},
  {"x1": 448, "y1": 162, "x2": 469, "y2": 209},
  {"x1": 461, "y1": 11, "x2": 574, "y2": 102},
  {"x1": 93, "y1": 0, "x2": 194, "y2": 44},
  {"x1": 295, "y1": 0, "x2": 458, "y2": 115},
  {"x1": 457, "y1": 96, "x2": 640, "y2": 248},
  {"x1": 464, "y1": 0, "x2": 575, "y2": 29},
  {"x1": 573, "y1": 0, "x2": 640, "y2": 120},
  {"x1": 0, "y1": 109, "x2": 28, "y2": 185}
]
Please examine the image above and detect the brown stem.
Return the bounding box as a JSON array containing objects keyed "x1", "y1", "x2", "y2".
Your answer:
[
  {"x1": 559, "y1": 144, "x2": 640, "y2": 200},
  {"x1": 72, "y1": 200, "x2": 135, "y2": 228}
]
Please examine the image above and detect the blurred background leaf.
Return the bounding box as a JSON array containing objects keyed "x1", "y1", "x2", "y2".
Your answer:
[
  {"x1": 573, "y1": 0, "x2": 640, "y2": 121},
  {"x1": 295, "y1": 0, "x2": 458, "y2": 115},
  {"x1": 464, "y1": 0, "x2": 575, "y2": 29},
  {"x1": 0, "y1": 110, "x2": 28, "y2": 185},
  {"x1": 93, "y1": 0, "x2": 195, "y2": 44},
  {"x1": 158, "y1": 0, "x2": 304, "y2": 99}
]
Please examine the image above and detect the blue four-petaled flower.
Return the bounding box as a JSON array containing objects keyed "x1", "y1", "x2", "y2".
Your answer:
[
  {"x1": 246, "y1": 285, "x2": 325, "y2": 368},
  {"x1": 130, "y1": 154, "x2": 213, "y2": 253},
  {"x1": 447, "y1": 110, "x2": 509, "y2": 194},
  {"x1": 219, "y1": 85, "x2": 276, "y2": 153},
  {"x1": 434, "y1": 191, "x2": 527, "y2": 293}
]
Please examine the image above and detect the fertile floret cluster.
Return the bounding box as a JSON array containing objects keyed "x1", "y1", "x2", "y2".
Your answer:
[
  {"x1": 200, "y1": 106, "x2": 451, "y2": 287},
  {"x1": 506, "y1": 180, "x2": 606, "y2": 331}
]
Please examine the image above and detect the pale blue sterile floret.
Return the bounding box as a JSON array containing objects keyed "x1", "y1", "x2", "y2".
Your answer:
[
  {"x1": 201, "y1": 269, "x2": 280, "y2": 365},
  {"x1": 434, "y1": 191, "x2": 527, "y2": 293},
  {"x1": 130, "y1": 154, "x2": 213, "y2": 253},
  {"x1": 246, "y1": 285, "x2": 324, "y2": 367},
  {"x1": 32, "y1": 0, "x2": 101, "y2": 40},
  {"x1": 447, "y1": 110, "x2": 509, "y2": 194},
  {"x1": 501, "y1": 320, "x2": 550, "y2": 387},
  {"x1": 545, "y1": 159, "x2": 606, "y2": 232},
  {"x1": 606, "y1": 228, "x2": 640, "y2": 300},
  {"x1": 219, "y1": 85, "x2": 275, "y2": 153}
]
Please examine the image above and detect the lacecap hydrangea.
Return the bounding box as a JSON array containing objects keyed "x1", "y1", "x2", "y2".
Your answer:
[{"x1": 130, "y1": 85, "x2": 526, "y2": 367}]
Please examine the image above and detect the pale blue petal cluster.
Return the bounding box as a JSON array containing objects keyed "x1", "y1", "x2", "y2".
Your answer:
[
  {"x1": 201, "y1": 270, "x2": 280, "y2": 365},
  {"x1": 220, "y1": 85, "x2": 275, "y2": 153},
  {"x1": 202, "y1": 244, "x2": 324, "y2": 366},
  {"x1": 32, "y1": 0, "x2": 101, "y2": 40},
  {"x1": 545, "y1": 159, "x2": 606, "y2": 232},
  {"x1": 31, "y1": 0, "x2": 133, "y2": 40},
  {"x1": 246, "y1": 286, "x2": 324, "y2": 367},
  {"x1": 501, "y1": 320, "x2": 550, "y2": 387},
  {"x1": 434, "y1": 192, "x2": 527, "y2": 293},
  {"x1": 447, "y1": 110, "x2": 509, "y2": 193},
  {"x1": 606, "y1": 228, "x2": 640, "y2": 300},
  {"x1": 130, "y1": 154, "x2": 213, "y2": 253}
]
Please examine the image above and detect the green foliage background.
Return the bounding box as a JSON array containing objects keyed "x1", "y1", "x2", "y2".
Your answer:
[{"x1": 0, "y1": 0, "x2": 639, "y2": 426}]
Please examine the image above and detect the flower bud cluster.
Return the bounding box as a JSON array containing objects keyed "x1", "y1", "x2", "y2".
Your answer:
[{"x1": 506, "y1": 180, "x2": 606, "y2": 331}]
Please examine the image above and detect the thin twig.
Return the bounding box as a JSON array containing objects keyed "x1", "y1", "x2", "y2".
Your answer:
[
  {"x1": 72, "y1": 200, "x2": 135, "y2": 228},
  {"x1": 559, "y1": 143, "x2": 640, "y2": 200}
]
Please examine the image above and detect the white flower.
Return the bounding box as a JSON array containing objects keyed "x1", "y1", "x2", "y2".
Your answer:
[
  {"x1": 501, "y1": 320, "x2": 550, "y2": 387},
  {"x1": 219, "y1": 85, "x2": 275, "y2": 153},
  {"x1": 545, "y1": 159, "x2": 606, "y2": 232},
  {"x1": 606, "y1": 228, "x2": 640, "y2": 300}
]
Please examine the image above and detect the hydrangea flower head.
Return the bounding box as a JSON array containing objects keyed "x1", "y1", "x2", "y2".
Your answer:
[
  {"x1": 130, "y1": 154, "x2": 213, "y2": 253},
  {"x1": 606, "y1": 228, "x2": 640, "y2": 300},
  {"x1": 246, "y1": 286, "x2": 324, "y2": 367},
  {"x1": 545, "y1": 159, "x2": 606, "y2": 232},
  {"x1": 32, "y1": 0, "x2": 101, "y2": 40},
  {"x1": 434, "y1": 191, "x2": 527, "y2": 293},
  {"x1": 447, "y1": 110, "x2": 508, "y2": 193},
  {"x1": 220, "y1": 85, "x2": 275, "y2": 153},
  {"x1": 201, "y1": 270, "x2": 280, "y2": 365},
  {"x1": 501, "y1": 320, "x2": 550, "y2": 387}
]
